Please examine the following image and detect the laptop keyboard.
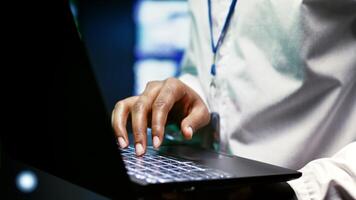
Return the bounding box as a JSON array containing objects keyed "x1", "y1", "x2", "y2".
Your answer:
[{"x1": 120, "y1": 146, "x2": 232, "y2": 184}]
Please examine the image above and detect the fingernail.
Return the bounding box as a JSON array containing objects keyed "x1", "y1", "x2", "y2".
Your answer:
[
  {"x1": 118, "y1": 137, "x2": 127, "y2": 148},
  {"x1": 186, "y1": 126, "x2": 193, "y2": 139},
  {"x1": 153, "y1": 136, "x2": 160, "y2": 148},
  {"x1": 135, "y1": 143, "x2": 144, "y2": 156}
]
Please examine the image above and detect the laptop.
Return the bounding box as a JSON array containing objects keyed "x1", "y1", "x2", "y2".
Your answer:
[{"x1": 2, "y1": 2, "x2": 301, "y2": 199}]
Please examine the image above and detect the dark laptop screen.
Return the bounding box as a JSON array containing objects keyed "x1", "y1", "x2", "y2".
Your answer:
[{"x1": 2, "y1": 2, "x2": 132, "y2": 199}]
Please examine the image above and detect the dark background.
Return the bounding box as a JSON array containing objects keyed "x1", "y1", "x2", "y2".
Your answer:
[{"x1": 1, "y1": 0, "x2": 136, "y2": 199}]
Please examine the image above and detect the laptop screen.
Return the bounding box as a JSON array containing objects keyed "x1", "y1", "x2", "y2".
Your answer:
[{"x1": 2, "y1": 2, "x2": 133, "y2": 199}]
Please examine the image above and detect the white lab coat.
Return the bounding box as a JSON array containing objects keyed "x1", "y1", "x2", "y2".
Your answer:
[{"x1": 179, "y1": 0, "x2": 356, "y2": 199}]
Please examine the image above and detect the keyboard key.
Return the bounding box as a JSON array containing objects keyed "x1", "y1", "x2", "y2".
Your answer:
[{"x1": 120, "y1": 146, "x2": 233, "y2": 184}]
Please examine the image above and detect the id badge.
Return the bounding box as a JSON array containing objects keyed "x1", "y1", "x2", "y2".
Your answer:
[{"x1": 209, "y1": 77, "x2": 221, "y2": 151}]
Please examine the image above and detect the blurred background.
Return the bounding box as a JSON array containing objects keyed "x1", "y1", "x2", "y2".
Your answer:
[{"x1": 69, "y1": 0, "x2": 190, "y2": 112}]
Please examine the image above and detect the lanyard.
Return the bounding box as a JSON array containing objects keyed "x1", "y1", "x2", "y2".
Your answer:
[
  {"x1": 208, "y1": 0, "x2": 238, "y2": 76},
  {"x1": 208, "y1": 0, "x2": 237, "y2": 153}
]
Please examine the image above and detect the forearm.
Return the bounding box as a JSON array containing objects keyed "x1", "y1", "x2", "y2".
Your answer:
[{"x1": 288, "y1": 142, "x2": 356, "y2": 200}]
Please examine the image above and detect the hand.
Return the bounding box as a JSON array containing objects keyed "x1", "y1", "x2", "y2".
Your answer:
[{"x1": 111, "y1": 78, "x2": 210, "y2": 156}]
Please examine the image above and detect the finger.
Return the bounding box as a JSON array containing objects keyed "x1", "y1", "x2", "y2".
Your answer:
[
  {"x1": 131, "y1": 81, "x2": 163, "y2": 156},
  {"x1": 141, "y1": 81, "x2": 163, "y2": 126},
  {"x1": 180, "y1": 101, "x2": 210, "y2": 140},
  {"x1": 112, "y1": 96, "x2": 138, "y2": 148},
  {"x1": 151, "y1": 78, "x2": 186, "y2": 148}
]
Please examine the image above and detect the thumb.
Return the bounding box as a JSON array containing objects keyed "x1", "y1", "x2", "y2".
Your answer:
[{"x1": 180, "y1": 103, "x2": 210, "y2": 140}]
